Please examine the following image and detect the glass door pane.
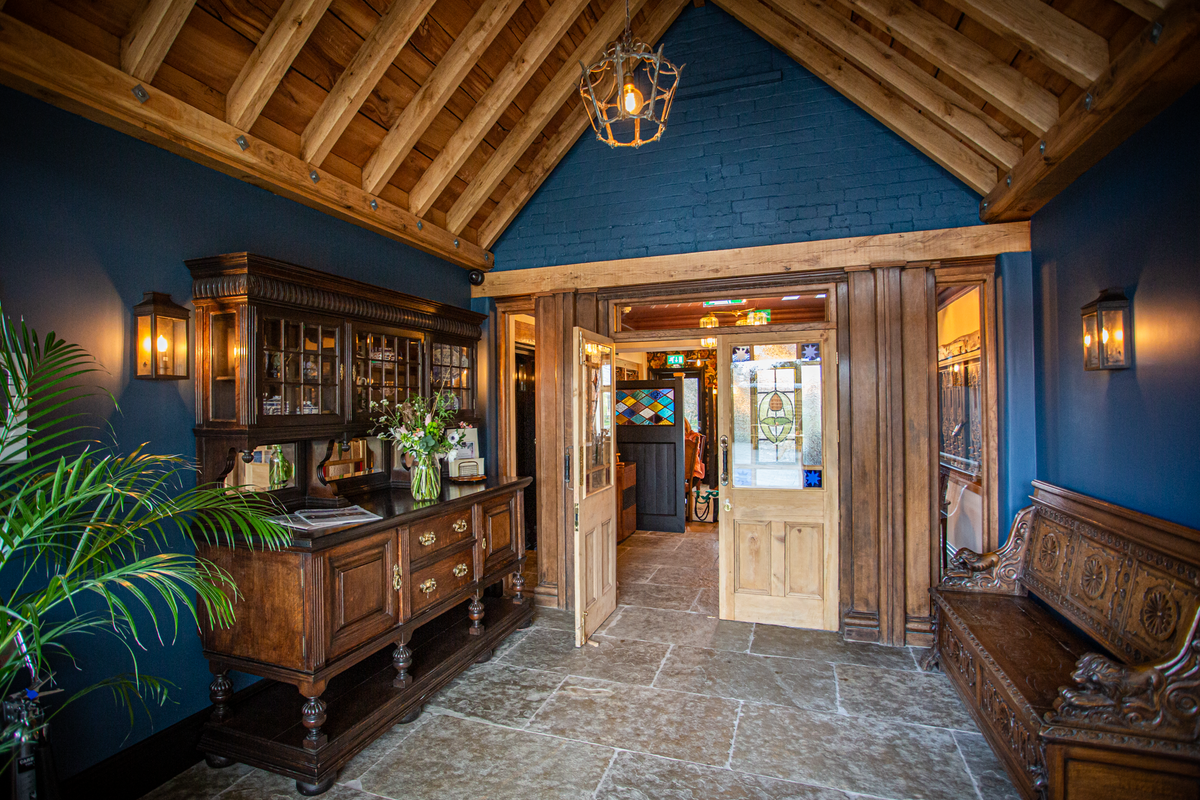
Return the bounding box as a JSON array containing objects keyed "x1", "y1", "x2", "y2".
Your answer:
[{"x1": 582, "y1": 341, "x2": 613, "y2": 495}]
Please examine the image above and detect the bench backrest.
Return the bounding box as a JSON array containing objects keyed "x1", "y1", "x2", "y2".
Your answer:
[{"x1": 1020, "y1": 481, "x2": 1200, "y2": 666}]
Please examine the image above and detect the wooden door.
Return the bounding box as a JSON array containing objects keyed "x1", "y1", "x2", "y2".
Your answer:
[
  {"x1": 717, "y1": 331, "x2": 839, "y2": 630},
  {"x1": 324, "y1": 529, "x2": 400, "y2": 659},
  {"x1": 572, "y1": 327, "x2": 618, "y2": 645},
  {"x1": 614, "y1": 378, "x2": 686, "y2": 532}
]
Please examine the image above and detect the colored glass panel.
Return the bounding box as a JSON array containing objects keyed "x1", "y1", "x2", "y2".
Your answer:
[{"x1": 616, "y1": 388, "x2": 676, "y2": 425}]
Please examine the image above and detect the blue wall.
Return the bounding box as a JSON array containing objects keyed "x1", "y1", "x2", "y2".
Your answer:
[
  {"x1": 492, "y1": 3, "x2": 984, "y2": 271},
  {"x1": 0, "y1": 85, "x2": 470, "y2": 777},
  {"x1": 1031, "y1": 84, "x2": 1200, "y2": 530},
  {"x1": 998, "y1": 252, "x2": 1038, "y2": 539}
]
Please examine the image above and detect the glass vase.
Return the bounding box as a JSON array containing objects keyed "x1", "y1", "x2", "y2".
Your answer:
[{"x1": 409, "y1": 452, "x2": 441, "y2": 501}]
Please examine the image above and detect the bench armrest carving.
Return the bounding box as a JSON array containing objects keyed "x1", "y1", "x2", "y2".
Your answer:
[
  {"x1": 1049, "y1": 614, "x2": 1200, "y2": 743},
  {"x1": 938, "y1": 506, "x2": 1034, "y2": 594}
]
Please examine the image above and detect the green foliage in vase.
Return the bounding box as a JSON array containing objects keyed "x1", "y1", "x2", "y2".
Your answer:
[
  {"x1": 0, "y1": 304, "x2": 291, "y2": 751},
  {"x1": 371, "y1": 390, "x2": 465, "y2": 461}
]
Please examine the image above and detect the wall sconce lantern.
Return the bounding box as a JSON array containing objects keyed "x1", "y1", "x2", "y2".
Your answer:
[
  {"x1": 134, "y1": 292, "x2": 189, "y2": 380},
  {"x1": 1082, "y1": 288, "x2": 1130, "y2": 371}
]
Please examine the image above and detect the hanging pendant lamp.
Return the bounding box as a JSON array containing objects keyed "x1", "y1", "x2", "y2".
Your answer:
[{"x1": 578, "y1": 0, "x2": 683, "y2": 148}]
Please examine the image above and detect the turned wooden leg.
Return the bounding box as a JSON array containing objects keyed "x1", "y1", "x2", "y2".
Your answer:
[
  {"x1": 392, "y1": 634, "x2": 413, "y2": 689},
  {"x1": 301, "y1": 694, "x2": 328, "y2": 751},
  {"x1": 512, "y1": 565, "x2": 527, "y2": 605},
  {"x1": 468, "y1": 592, "x2": 485, "y2": 636},
  {"x1": 209, "y1": 669, "x2": 233, "y2": 723}
]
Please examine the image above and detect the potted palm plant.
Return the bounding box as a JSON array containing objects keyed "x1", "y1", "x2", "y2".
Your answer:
[{"x1": 0, "y1": 304, "x2": 290, "y2": 763}]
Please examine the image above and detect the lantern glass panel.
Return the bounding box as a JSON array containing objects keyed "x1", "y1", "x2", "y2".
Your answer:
[
  {"x1": 137, "y1": 315, "x2": 153, "y2": 377},
  {"x1": 1101, "y1": 308, "x2": 1126, "y2": 367},
  {"x1": 163, "y1": 316, "x2": 188, "y2": 377},
  {"x1": 1082, "y1": 312, "x2": 1099, "y2": 370}
]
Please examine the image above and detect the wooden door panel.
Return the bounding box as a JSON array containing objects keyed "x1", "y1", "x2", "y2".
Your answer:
[
  {"x1": 484, "y1": 498, "x2": 514, "y2": 565},
  {"x1": 325, "y1": 530, "x2": 398, "y2": 660},
  {"x1": 735, "y1": 520, "x2": 772, "y2": 595},
  {"x1": 787, "y1": 523, "x2": 824, "y2": 598}
]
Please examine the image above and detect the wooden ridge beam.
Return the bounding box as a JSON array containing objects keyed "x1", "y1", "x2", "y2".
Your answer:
[
  {"x1": 845, "y1": 0, "x2": 1060, "y2": 135},
  {"x1": 120, "y1": 0, "x2": 197, "y2": 82},
  {"x1": 981, "y1": 0, "x2": 1200, "y2": 221},
  {"x1": 939, "y1": 0, "x2": 1109, "y2": 87},
  {"x1": 300, "y1": 0, "x2": 436, "y2": 167},
  {"x1": 768, "y1": 0, "x2": 1021, "y2": 169},
  {"x1": 444, "y1": 0, "x2": 656, "y2": 235},
  {"x1": 476, "y1": 0, "x2": 690, "y2": 250},
  {"x1": 225, "y1": 0, "x2": 332, "y2": 132},
  {"x1": 406, "y1": 0, "x2": 593, "y2": 219},
  {"x1": 361, "y1": 0, "x2": 523, "y2": 195},
  {"x1": 718, "y1": 0, "x2": 997, "y2": 194},
  {"x1": 1114, "y1": 0, "x2": 1169, "y2": 23},
  {"x1": 0, "y1": 13, "x2": 492, "y2": 269},
  {"x1": 472, "y1": 222, "x2": 1031, "y2": 296}
]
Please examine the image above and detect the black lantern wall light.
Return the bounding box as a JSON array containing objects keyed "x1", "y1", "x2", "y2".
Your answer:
[
  {"x1": 134, "y1": 292, "x2": 190, "y2": 380},
  {"x1": 1081, "y1": 288, "x2": 1131, "y2": 371}
]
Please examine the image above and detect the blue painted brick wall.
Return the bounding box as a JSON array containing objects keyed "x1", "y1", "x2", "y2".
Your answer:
[{"x1": 492, "y1": 3, "x2": 984, "y2": 272}]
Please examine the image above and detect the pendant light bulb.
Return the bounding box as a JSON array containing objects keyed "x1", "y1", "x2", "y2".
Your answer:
[{"x1": 622, "y1": 80, "x2": 643, "y2": 115}]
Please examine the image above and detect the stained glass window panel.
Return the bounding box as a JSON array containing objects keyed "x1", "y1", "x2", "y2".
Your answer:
[{"x1": 616, "y1": 388, "x2": 675, "y2": 425}]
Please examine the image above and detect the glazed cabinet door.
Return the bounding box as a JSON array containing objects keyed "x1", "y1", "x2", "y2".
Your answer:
[
  {"x1": 481, "y1": 494, "x2": 518, "y2": 571},
  {"x1": 323, "y1": 530, "x2": 400, "y2": 661}
]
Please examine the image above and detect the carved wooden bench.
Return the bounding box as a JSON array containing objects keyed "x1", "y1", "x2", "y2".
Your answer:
[{"x1": 926, "y1": 481, "x2": 1200, "y2": 799}]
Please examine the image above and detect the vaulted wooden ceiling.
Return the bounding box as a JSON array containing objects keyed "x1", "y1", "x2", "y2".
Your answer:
[{"x1": 0, "y1": 0, "x2": 1196, "y2": 271}]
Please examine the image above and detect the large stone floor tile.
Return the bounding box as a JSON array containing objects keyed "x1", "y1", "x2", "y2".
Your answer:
[
  {"x1": 531, "y1": 606, "x2": 574, "y2": 631},
  {"x1": 751, "y1": 625, "x2": 919, "y2": 671},
  {"x1": 140, "y1": 761, "x2": 253, "y2": 800},
  {"x1": 491, "y1": 626, "x2": 530, "y2": 660},
  {"x1": 621, "y1": 533, "x2": 684, "y2": 552},
  {"x1": 427, "y1": 662, "x2": 565, "y2": 724},
  {"x1": 500, "y1": 627, "x2": 670, "y2": 685},
  {"x1": 655, "y1": 646, "x2": 838, "y2": 712},
  {"x1": 620, "y1": 545, "x2": 717, "y2": 569},
  {"x1": 954, "y1": 731, "x2": 1022, "y2": 800},
  {"x1": 219, "y1": 768, "x2": 375, "y2": 800},
  {"x1": 357, "y1": 714, "x2": 612, "y2": 800},
  {"x1": 730, "y1": 702, "x2": 977, "y2": 800},
  {"x1": 600, "y1": 606, "x2": 753, "y2": 652},
  {"x1": 594, "y1": 750, "x2": 862, "y2": 800},
  {"x1": 646, "y1": 564, "x2": 719, "y2": 588},
  {"x1": 618, "y1": 561, "x2": 659, "y2": 584},
  {"x1": 836, "y1": 663, "x2": 977, "y2": 731},
  {"x1": 337, "y1": 718, "x2": 427, "y2": 783},
  {"x1": 617, "y1": 582, "x2": 702, "y2": 611},
  {"x1": 691, "y1": 587, "x2": 719, "y2": 615},
  {"x1": 528, "y1": 676, "x2": 740, "y2": 767}
]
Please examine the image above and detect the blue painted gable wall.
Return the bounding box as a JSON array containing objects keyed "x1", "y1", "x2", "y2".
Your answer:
[
  {"x1": 492, "y1": 3, "x2": 983, "y2": 271},
  {"x1": 1031, "y1": 84, "x2": 1200, "y2": 530},
  {"x1": 0, "y1": 85, "x2": 471, "y2": 778}
]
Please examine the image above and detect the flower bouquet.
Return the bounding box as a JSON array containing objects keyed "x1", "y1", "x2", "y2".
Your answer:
[{"x1": 371, "y1": 390, "x2": 465, "y2": 501}]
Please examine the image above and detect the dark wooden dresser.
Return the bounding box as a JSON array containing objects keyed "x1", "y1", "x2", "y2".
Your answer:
[{"x1": 197, "y1": 477, "x2": 532, "y2": 795}]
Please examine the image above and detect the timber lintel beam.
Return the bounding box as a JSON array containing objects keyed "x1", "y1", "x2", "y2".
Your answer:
[
  {"x1": 981, "y1": 0, "x2": 1200, "y2": 222},
  {"x1": 0, "y1": 13, "x2": 492, "y2": 270},
  {"x1": 120, "y1": 0, "x2": 197, "y2": 82}
]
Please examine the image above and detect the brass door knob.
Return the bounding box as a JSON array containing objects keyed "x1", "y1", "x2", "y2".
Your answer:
[
  {"x1": 419, "y1": 532, "x2": 436, "y2": 546},
  {"x1": 453, "y1": 563, "x2": 468, "y2": 578},
  {"x1": 392, "y1": 564, "x2": 402, "y2": 591},
  {"x1": 419, "y1": 578, "x2": 437, "y2": 594},
  {"x1": 452, "y1": 519, "x2": 468, "y2": 533}
]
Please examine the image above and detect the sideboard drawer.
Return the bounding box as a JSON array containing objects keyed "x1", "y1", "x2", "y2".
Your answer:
[
  {"x1": 410, "y1": 545, "x2": 475, "y2": 616},
  {"x1": 408, "y1": 508, "x2": 475, "y2": 562}
]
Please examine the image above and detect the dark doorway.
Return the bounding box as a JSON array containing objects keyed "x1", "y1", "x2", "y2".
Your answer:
[
  {"x1": 515, "y1": 346, "x2": 537, "y2": 550},
  {"x1": 615, "y1": 377, "x2": 687, "y2": 533}
]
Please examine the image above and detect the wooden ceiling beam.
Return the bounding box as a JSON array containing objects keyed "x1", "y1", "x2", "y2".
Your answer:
[
  {"x1": 300, "y1": 0, "x2": 437, "y2": 167},
  {"x1": 939, "y1": 0, "x2": 1109, "y2": 87},
  {"x1": 445, "y1": 0, "x2": 656, "y2": 235},
  {"x1": 844, "y1": 0, "x2": 1059, "y2": 135},
  {"x1": 1113, "y1": 0, "x2": 1169, "y2": 23},
  {"x1": 476, "y1": 0, "x2": 691, "y2": 250},
  {"x1": 406, "y1": 0, "x2": 593, "y2": 219},
  {"x1": 717, "y1": 0, "x2": 997, "y2": 194},
  {"x1": 768, "y1": 0, "x2": 1021, "y2": 169},
  {"x1": 225, "y1": 0, "x2": 332, "y2": 132},
  {"x1": 981, "y1": 0, "x2": 1200, "y2": 221},
  {"x1": 120, "y1": 0, "x2": 197, "y2": 82},
  {"x1": 472, "y1": 222, "x2": 1031, "y2": 297},
  {"x1": 0, "y1": 13, "x2": 492, "y2": 269},
  {"x1": 361, "y1": 0, "x2": 524, "y2": 196}
]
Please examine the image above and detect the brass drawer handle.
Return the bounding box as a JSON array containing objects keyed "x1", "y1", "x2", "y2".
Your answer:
[
  {"x1": 419, "y1": 578, "x2": 437, "y2": 594},
  {"x1": 419, "y1": 532, "x2": 436, "y2": 546},
  {"x1": 453, "y1": 519, "x2": 468, "y2": 533},
  {"x1": 392, "y1": 564, "x2": 402, "y2": 591},
  {"x1": 453, "y1": 563, "x2": 468, "y2": 578}
]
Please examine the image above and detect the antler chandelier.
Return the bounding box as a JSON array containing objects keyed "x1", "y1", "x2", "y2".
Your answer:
[{"x1": 578, "y1": 0, "x2": 682, "y2": 148}]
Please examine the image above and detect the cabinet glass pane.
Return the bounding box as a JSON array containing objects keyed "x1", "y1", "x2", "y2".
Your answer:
[
  {"x1": 353, "y1": 330, "x2": 423, "y2": 416},
  {"x1": 261, "y1": 317, "x2": 341, "y2": 417},
  {"x1": 431, "y1": 343, "x2": 474, "y2": 413},
  {"x1": 224, "y1": 443, "x2": 297, "y2": 492},
  {"x1": 210, "y1": 313, "x2": 237, "y2": 421}
]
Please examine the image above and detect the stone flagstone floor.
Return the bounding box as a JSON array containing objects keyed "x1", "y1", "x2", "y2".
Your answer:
[{"x1": 143, "y1": 529, "x2": 1020, "y2": 800}]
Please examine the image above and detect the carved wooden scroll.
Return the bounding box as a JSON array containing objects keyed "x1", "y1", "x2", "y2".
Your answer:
[{"x1": 938, "y1": 506, "x2": 1034, "y2": 594}]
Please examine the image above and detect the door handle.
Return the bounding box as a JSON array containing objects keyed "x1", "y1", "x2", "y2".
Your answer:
[{"x1": 719, "y1": 435, "x2": 729, "y2": 486}]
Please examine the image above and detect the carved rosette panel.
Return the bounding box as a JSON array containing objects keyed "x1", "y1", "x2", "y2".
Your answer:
[
  {"x1": 939, "y1": 507, "x2": 1034, "y2": 594},
  {"x1": 940, "y1": 620, "x2": 976, "y2": 690},
  {"x1": 981, "y1": 677, "x2": 1047, "y2": 790}
]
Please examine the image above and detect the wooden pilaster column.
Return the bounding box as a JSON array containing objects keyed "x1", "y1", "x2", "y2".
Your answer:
[{"x1": 534, "y1": 292, "x2": 565, "y2": 606}]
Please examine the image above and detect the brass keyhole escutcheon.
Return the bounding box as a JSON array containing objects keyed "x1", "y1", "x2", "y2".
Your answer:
[
  {"x1": 392, "y1": 564, "x2": 402, "y2": 591},
  {"x1": 452, "y1": 519, "x2": 468, "y2": 533},
  {"x1": 419, "y1": 578, "x2": 437, "y2": 594},
  {"x1": 453, "y1": 563, "x2": 468, "y2": 578},
  {"x1": 419, "y1": 532, "x2": 436, "y2": 546}
]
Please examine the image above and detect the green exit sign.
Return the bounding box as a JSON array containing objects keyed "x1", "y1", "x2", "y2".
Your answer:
[{"x1": 666, "y1": 354, "x2": 685, "y2": 367}]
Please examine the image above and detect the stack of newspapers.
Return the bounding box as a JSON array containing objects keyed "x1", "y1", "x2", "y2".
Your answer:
[{"x1": 269, "y1": 505, "x2": 382, "y2": 531}]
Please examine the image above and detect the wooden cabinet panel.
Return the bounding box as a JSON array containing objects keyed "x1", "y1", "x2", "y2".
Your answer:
[
  {"x1": 410, "y1": 545, "x2": 476, "y2": 616},
  {"x1": 408, "y1": 508, "x2": 475, "y2": 562},
  {"x1": 482, "y1": 495, "x2": 516, "y2": 567},
  {"x1": 324, "y1": 530, "x2": 398, "y2": 660}
]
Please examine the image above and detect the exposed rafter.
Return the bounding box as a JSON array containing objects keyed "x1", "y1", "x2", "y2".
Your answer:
[
  {"x1": 446, "y1": 0, "x2": 656, "y2": 235},
  {"x1": 1113, "y1": 0, "x2": 1169, "y2": 22},
  {"x1": 0, "y1": 13, "x2": 491, "y2": 269},
  {"x1": 718, "y1": 0, "x2": 997, "y2": 193},
  {"x1": 299, "y1": 0, "x2": 437, "y2": 167},
  {"x1": 939, "y1": 0, "x2": 1109, "y2": 87},
  {"x1": 844, "y1": 0, "x2": 1060, "y2": 135},
  {"x1": 361, "y1": 0, "x2": 523, "y2": 196},
  {"x1": 120, "y1": 0, "x2": 197, "y2": 82},
  {"x1": 768, "y1": 0, "x2": 1021, "y2": 169},
  {"x1": 225, "y1": 0, "x2": 332, "y2": 132},
  {"x1": 406, "y1": 0, "x2": 593, "y2": 218},
  {"x1": 982, "y1": 0, "x2": 1200, "y2": 222}
]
